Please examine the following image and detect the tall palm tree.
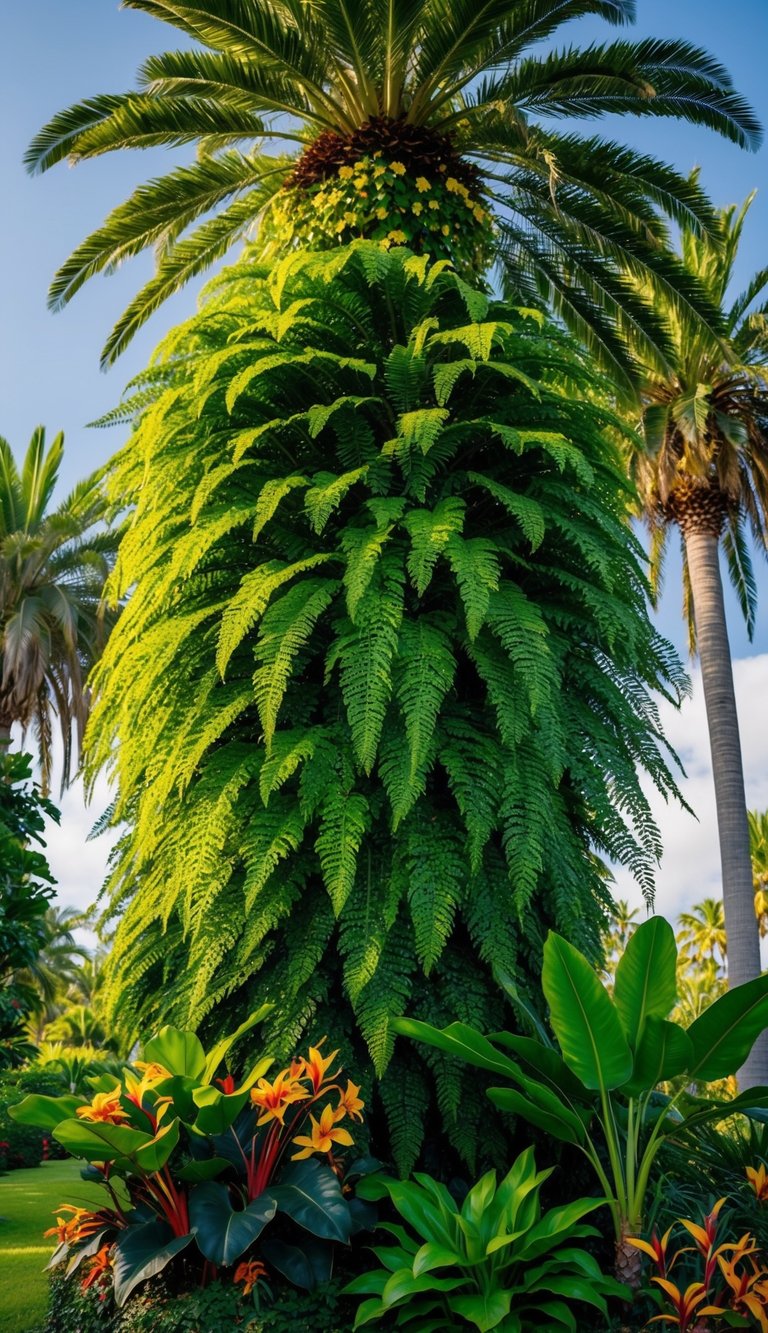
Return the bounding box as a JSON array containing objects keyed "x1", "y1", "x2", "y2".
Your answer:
[
  {"x1": 26, "y1": 0, "x2": 760, "y2": 376},
  {"x1": 749, "y1": 809, "x2": 768, "y2": 937},
  {"x1": 629, "y1": 193, "x2": 768, "y2": 1082},
  {"x1": 0, "y1": 429, "x2": 118, "y2": 791},
  {"x1": 12, "y1": 905, "x2": 87, "y2": 1014},
  {"x1": 677, "y1": 897, "x2": 728, "y2": 971}
]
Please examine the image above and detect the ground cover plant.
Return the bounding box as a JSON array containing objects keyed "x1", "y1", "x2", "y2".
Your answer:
[{"x1": 86, "y1": 243, "x2": 687, "y2": 1173}]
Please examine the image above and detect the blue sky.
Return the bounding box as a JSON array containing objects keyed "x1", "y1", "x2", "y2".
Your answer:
[{"x1": 2, "y1": 1, "x2": 768, "y2": 923}]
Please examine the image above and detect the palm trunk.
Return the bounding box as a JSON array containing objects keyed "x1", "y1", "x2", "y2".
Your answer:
[{"x1": 684, "y1": 525, "x2": 768, "y2": 1086}]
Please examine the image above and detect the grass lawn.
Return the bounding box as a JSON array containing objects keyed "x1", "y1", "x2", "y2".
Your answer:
[{"x1": 0, "y1": 1159, "x2": 108, "y2": 1333}]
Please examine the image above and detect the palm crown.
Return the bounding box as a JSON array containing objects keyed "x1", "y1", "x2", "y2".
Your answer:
[
  {"x1": 28, "y1": 0, "x2": 761, "y2": 381},
  {"x1": 0, "y1": 429, "x2": 118, "y2": 791},
  {"x1": 630, "y1": 191, "x2": 768, "y2": 646}
]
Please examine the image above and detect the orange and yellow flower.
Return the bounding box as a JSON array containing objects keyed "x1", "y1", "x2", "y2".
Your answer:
[
  {"x1": 334, "y1": 1080, "x2": 364, "y2": 1124},
  {"x1": 76, "y1": 1092, "x2": 129, "y2": 1125},
  {"x1": 250, "y1": 1070, "x2": 310, "y2": 1125},
  {"x1": 234, "y1": 1258, "x2": 268, "y2": 1295},
  {"x1": 80, "y1": 1244, "x2": 113, "y2": 1292},
  {"x1": 649, "y1": 1278, "x2": 724, "y2": 1329},
  {"x1": 747, "y1": 1164, "x2": 768, "y2": 1201},
  {"x1": 303, "y1": 1042, "x2": 340, "y2": 1092},
  {"x1": 132, "y1": 1060, "x2": 171, "y2": 1083},
  {"x1": 292, "y1": 1104, "x2": 354, "y2": 1160}
]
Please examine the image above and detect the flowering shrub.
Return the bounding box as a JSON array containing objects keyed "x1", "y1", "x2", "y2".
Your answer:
[
  {"x1": 630, "y1": 1197, "x2": 768, "y2": 1330},
  {"x1": 12, "y1": 1009, "x2": 377, "y2": 1311},
  {"x1": 272, "y1": 154, "x2": 495, "y2": 272}
]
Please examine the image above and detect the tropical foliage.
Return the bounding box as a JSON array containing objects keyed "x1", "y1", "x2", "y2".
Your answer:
[
  {"x1": 26, "y1": 0, "x2": 761, "y2": 377},
  {"x1": 0, "y1": 428, "x2": 118, "y2": 791},
  {"x1": 84, "y1": 243, "x2": 688, "y2": 1171},
  {"x1": 396, "y1": 915, "x2": 768, "y2": 1282},
  {"x1": 345, "y1": 1147, "x2": 625, "y2": 1331},
  {"x1": 11, "y1": 1012, "x2": 373, "y2": 1306}
]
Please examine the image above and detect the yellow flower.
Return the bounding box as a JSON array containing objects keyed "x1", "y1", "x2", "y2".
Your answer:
[
  {"x1": 324, "y1": 189, "x2": 342, "y2": 208},
  {"x1": 412, "y1": 202, "x2": 423, "y2": 216},
  {"x1": 344, "y1": 211, "x2": 357, "y2": 225},
  {"x1": 335, "y1": 219, "x2": 347, "y2": 233},
  {"x1": 390, "y1": 161, "x2": 406, "y2": 176},
  {"x1": 446, "y1": 176, "x2": 460, "y2": 193},
  {"x1": 338, "y1": 165, "x2": 354, "y2": 180},
  {"x1": 387, "y1": 229, "x2": 407, "y2": 244},
  {"x1": 250, "y1": 1069, "x2": 310, "y2": 1125},
  {"x1": 76, "y1": 1092, "x2": 129, "y2": 1125},
  {"x1": 376, "y1": 206, "x2": 388, "y2": 220},
  {"x1": 457, "y1": 183, "x2": 470, "y2": 200},
  {"x1": 133, "y1": 1061, "x2": 171, "y2": 1083},
  {"x1": 415, "y1": 177, "x2": 431, "y2": 193},
  {"x1": 473, "y1": 206, "x2": 486, "y2": 222},
  {"x1": 334, "y1": 1080, "x2": 365, "y2": 1124},
  {"x1": 428, "y1": 199, "x2": 439, "y2": 211},
  {"x1": 303, "y1": 1042, "x2": 340, "y2": 1092},
  {"x1": 747, "y1": 1164, "x2": 768, "y2": 1201},
  {"x1": 292, "y1": 1103, "x2": 355, "y2": 1160},
  {"x1": 373, "y1": 164, "x2": 387, "y2": 178},
  {"x1": 354, "y1": 172, "x2": 369, "y2": 186},
  {"x1": 441, "y1": 224, "x2": 450, "y2": 236}
]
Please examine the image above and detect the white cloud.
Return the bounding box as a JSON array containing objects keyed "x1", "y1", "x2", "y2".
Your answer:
[{"x1": 612, "y1": 654, "x2": 768, "y2": 925}]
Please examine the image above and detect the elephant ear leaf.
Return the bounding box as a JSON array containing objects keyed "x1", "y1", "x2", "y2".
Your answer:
[
  {"x1": 614, "y1": 916, "x2": 678, "y2": 1045},
  {"x1": 543, "y1": 932, "x2": 632, "y2": 1092},
  {"x1": 687, "y1": 974, "x2": 768, "y2": 1081}
]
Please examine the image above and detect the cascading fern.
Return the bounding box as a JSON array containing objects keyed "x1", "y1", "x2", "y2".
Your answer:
[{"x1": 89, "y1": 243, "x2": 686, "y2": 1171}]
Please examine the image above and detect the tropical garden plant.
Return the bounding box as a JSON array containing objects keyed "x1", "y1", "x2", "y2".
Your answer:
[
  {"x1": 395, "y1": 916, "x2": 768, "y2": 1284},
  {"x1": 11, "y1": 1010, "x2": 374, "y2": 1308},
  {"x1": 344, "y1": 1146, "x2": 625, "y2": 1331},
  {"x1": 0, "y1": 428, "x2": 118, "y2": 792},
  {"x1": 26, "y1": 0, "x2": 761, "y2": 379},
  {"x1": 84, "y1": 242, "x2": 689, "y2": 1172},
  {"x1": 628, "y1": 192, "x2": 768, "y2": 1081}
]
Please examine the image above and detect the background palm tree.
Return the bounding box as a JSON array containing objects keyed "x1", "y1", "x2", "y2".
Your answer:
[
  {"x1": 11, "y1": 905, "x2": 87, "y2": 1017},
  {"x1": 677, "y1": 897, "x2": 728, "y2": 971},
  {"x1": 26, "y1": 0, "x2": 760, "y2": 376},
  {"x1": 750, "y1": 809, "x2": 768, "y2": 937},
  {"x1": 629, "y1": 193, "x2": 768, "y2": 1082},
  {"x1": 0, "y1": 428, "x2": 118, "y2": 791}
]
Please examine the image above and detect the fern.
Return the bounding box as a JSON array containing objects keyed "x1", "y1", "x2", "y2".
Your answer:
[{"x1": 88, "y1": 244, "x2": 687, "y2": 1172}]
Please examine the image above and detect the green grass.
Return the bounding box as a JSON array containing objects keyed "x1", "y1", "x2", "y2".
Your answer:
[{"x1": 0, "y1": 1159, "x2": 108, "y2": 1333}]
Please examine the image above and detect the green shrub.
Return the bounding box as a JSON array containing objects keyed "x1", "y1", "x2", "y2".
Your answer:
[{"x1": 0, "y1": 1066, "x2": 66, "y2": 1171}]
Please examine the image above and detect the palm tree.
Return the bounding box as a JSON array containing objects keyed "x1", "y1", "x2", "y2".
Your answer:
[
  {"x1": 677, "y1": 897, "x2": 728, "y2": 971},
  {"x1": 0, "y1": 428, "x2": 118, "y2": 791},
  {"x1": 26, "y1": 0, "x2": 760, "y2": 375},
  {"x1": 628, "y1": 194, "x2": 768, "y2": 1083},
  {"x1": 750, "y1": 810, "x2": 768, "y2": 937},
  {"x1": 12, "y1": 905, "x2": 87, "y2": 1015}
]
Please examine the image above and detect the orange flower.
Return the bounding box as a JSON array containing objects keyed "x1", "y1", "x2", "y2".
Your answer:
[
  {"x1": 45, "y1": 1204, "x2": 114, "y2": 1247},
  {"x1": 292, "y1": 1104, "x2": 354, "y2": 1160},
  {"x1": 250, "y1": 1070, "x2": 309, "y2": 1125},
  {"x1": 234, "y1": 1259, "x2": 268, "y2": 1295},
  {"x1": 747, "y1": 1164, "x2": 768, "y2": 1202},
  {"x1": 627, "y1": 1226, "x2": 675, "y2": 1280},
  {"x1": 132, "y1": 1060, "x2": 171, "y2": 1083},
  {"x1": 80, "y1": 1244, "x2": 113, "y2": 1292},
  {"x1": 718, "y1": 1240, "x2": 768, "y2": 1331},
  {"x1": 334, "y1": 1080, "x2": 364, "y2": 1124},
  {"x1": 303, "y1": 1042, "x2": 339, "y2": 1092},
  {"x1": 76, "y1": 1092, "x2": 129, "y2": 1125},
  {"x1": 649, "y1": 1278, "x2": 724, "y2": 1329}
]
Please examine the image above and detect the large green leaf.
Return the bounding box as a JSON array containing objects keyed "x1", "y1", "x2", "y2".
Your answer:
[
  {"x1": 53, "y1": 1118, "x2": 155, "y2": 1162},
  {"x1": 192, "y1": 1085, "x2": 250, "y2": 1134},
  {"x1": 687, "y1": 974, "x2": 768, "y2": 1080},
  {"x1": 202, "y1": 1004, "x2": 273, "y2": 1083},
  {"x1": 9, "y1": 1093, "x2": 84, "y2": 1129},
  {"x1": 269, "y1": 1157, "x2": 352, "y2": 1243},
  {"x1": 622, "y1": 1018, "x2": 693, "y2": 1094},
  {"x1": 112, "y1": 1219, "x2": 194, "y2": 1307},
  {"x1": 142, "y1": 1026, "x2": 206, "y2": 1080},
  {"x1": 188, "y1": 1181, "x2": 276, "y2": 1265},
  {"x1": 451, "y1": 1289, "x2": 512, "y2": 1331},
  {"x1": 613, "y1": 917, "x2": 678, "y2": 1044},
  {"x1": 487, "y1": 1085, "x2": 587, "y2": 1145},
  {"x1": 488, "y1": 1032, "x2": 587, "y2": 1100},
  {"x1": 260, "y1": 1235, "x2": 334, "y2": 1291},
  {"x1": 392, "y1": 1018, "x2": 521, "y2": 1081},
  {"x1": 542, "y1": 933, "x2": 632, "y2": 1091}
]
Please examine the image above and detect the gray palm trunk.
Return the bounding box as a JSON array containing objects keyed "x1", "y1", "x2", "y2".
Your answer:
[{"x1": 684, "y1": 524, "x2": 768, "y2": 1086}]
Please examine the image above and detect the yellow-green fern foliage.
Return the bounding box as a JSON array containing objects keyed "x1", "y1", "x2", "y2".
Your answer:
[{"x1": 89, "y1": 245, "x2": 685, "y2": 1171}]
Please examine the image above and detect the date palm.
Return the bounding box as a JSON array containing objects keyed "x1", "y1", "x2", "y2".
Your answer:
[
  {"x1": 0, "y1": 428, "x2": 118, "y2": 791},
  {"x1": 629, "y1": 193, "x2": 768, "y2": 1081},
  {"x1": 27, "y1": 0, "x2": 760, "y2": 379}
]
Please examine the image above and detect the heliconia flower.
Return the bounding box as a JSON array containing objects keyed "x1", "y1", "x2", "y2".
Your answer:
[
  {"x1": 80, "y1": 1244, "x2": 113, "y2": 1292},
  {"x1": 718, "y1": 1243, "x2": 768, "y2": 1331},
  {"x1": 627, "y1": 1226, "x2": 675, "y2": 1279},
  {"x1": 46, "y1": 1204, "x2": 116, "y2": 1247},
  {"x1": 415, "y1": 177, "x2": 431, "y2": 193},
  {"x1": 250, "y1": 1070, "x2": 310, "y2": 1125},
  {"x1": 650, "y1": 1278, "x2": 725, "y2": 1330},
  {"x1": 291, "y1": 1104, "x2": 355, "y2": 1160},
  {"x1": 216, "y1": 1074, "x2": 236, "y2": 1095},
  {"x1": 303, "y1": 1042, "x2": 340, "y2": 1092},
  {"x1": 234, "y1": 1258, "x2": 268, "y2": 1295},
  {"x1": 747, "y1": 1164, "x2": 768, "y2": 1201},
  {"x1": 680, "y1": 1197, "x2": 726, "y2": 1257},
  {"x1": 132, "y1": 1060, "x2": 171, "y2": 1083},
  {"x1": 76, "y1": 1092, "x2": 129, "y2": 1125},
  {"x1": 334, "y1": 1080, "x2": 364, "y2": 1124},
  {"x1": 390, "y1": 161, "x2": 406, "y2": 176}
]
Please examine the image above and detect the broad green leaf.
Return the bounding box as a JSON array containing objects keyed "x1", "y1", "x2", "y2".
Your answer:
[
  {"x1": 269, "y1": 1157, "x2": 352, "y2": 1243},
  {"x1": 201, "y1": 1005, "x2": 273, "y2": 1082},
  {"x1": 142, "y1": 1026, "x2": 206, "y2": 1081},
  {"x1": 174, "y1": 1156, "x2": 231, "y2": 1182},
  {"x1": 488, "y1": 1032, "x2": 586, "y2": 1100},
  {"x1": 687, "y1": 974, "x2": 768, "y2": 1080},
  {"x1": 392, "y1": 1018, "x2": 521, "y2": 1081},
  {"x1": 113, "y1": 1220, "x2": 194, "y2": 1307},
  {"x1": 487, "y1": 1086, "x2": 586, "y2": 1145},
  {"x1": 189, "y1": 1182, "x2": 277, "y2": 1265},
  {"x1": 192, "y1": 1086, "x2": 250, "y2": 1134},
  {"x1": 413, "y1": 1241, "x2": 462, "y2": 1276},
  {"x1": 381, "y1": 1269, "x2": 467, "y2": 1308},
  {"x1": 451, "y1": 1289, "x2": 513, "y2": 1330},
  {"x1": 622, "y1": 1018, "x2": 693, "y2": 1094},
  {"x1": 9, "y1": 1093, "x2": 84, "y2": 1129},
  {"x1": 53, "y1": 1118, "x2": 155, "y2": 1163},
  {"x1": 261, "y1": 1235, "x2": 334, "y2": 1291},
  {"x1": 133, "y1": 1119, "x2": 179, "y2": 1172},
  {"x1": 543, "y1": 932, "x2": 632, "y2": 1091},
  {"x1": 613, "y1": 917, "x2": 678, "y2": 1043}
]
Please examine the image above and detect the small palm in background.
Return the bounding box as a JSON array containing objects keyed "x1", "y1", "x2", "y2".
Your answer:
[{"x1": 0, "y1": 428, "x2": 118, "y2": 792}]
